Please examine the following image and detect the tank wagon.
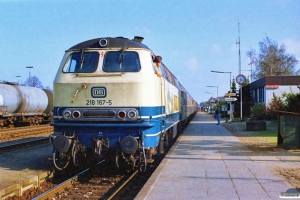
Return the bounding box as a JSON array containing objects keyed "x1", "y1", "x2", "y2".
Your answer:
[
  {"x1": 50, "y1": 36, "x2": 198, "y2": 171},
  {"x1": 0, "y1": 82, "x2": 53, "y2": 127}
]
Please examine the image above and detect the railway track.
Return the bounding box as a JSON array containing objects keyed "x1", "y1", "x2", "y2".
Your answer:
[
  {"x1": 31, "y1": 163, "x2": 160, "y2": 200},
  {"x1": 0, "y1": 125, "x2": 53, "y2": 153},
  {"x1": 0, "y1": 137, "x2": 50, "y2": 153},
  {"x1": 31, "y1": 160, "x2": 139, "y2": 200},
  {"x1": 0, "y1": 124, "x2": 51, "y2": 132},
  {"x1": 8, "y1": 142, "x2": 170, "y2": 200},
  {"x1": 3, "y1": 123, "x2": 187, "y2": 200},
  {"x1": 0, "y1": 125, "x2": 53, "y2": 141}
]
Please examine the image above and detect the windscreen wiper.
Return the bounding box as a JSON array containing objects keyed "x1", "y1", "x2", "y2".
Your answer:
[
  {"x1": 79, "y1": 49, "x2": 85, "y2": 69},
  {"x1": 119, "y1": 49, "x2": 124, "y2": 69}
]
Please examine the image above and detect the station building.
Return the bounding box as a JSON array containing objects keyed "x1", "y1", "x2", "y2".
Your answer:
[{"x1": 249, "y1": 76, "x2": 300, "y2": 104}]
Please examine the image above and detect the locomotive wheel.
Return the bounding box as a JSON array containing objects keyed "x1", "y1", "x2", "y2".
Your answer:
[
  {"x1": 177, "y1": 123, "x2": 182, "y2": 134},
  {"x1": 53, "y1": 150, "x2": 70, "y2": 170},
  {"x1": 158, "y1": 134, "x2": 164, "y2": 155},
  {"x1": 116, "y1": 153, "x2": 126, "y2": 168},
  {"x1": 166, "y1": 129, "x2": 173, "y2": 147},
  {"x1": 138, "y1": 154, "x2": 146, "y2": 172},
  {"x1": 72, "y1": 147, "x2": 79, "y2": 167},
  {"x1": 132, "y1": 158, "x2": 136, "y2": 171}
]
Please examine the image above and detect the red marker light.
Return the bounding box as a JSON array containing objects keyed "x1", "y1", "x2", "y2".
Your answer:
[
  {"x1": 118, "y1": 111, "x2": 126, "y2": 119},
  {"x1": 73, "y1": 111, "x2": 81, "y2": 119}
]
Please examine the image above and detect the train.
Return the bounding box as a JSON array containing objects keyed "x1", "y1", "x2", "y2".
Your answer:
[
  {"x1": 50, "y1": 36, "x2": 198, "y2": 171},
  {"x1": 0, "y1": 82, "x2": 53, "y2": 127}
]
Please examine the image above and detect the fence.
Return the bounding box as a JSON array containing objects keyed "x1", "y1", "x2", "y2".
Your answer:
[{"x1": 274, "y1": 111, "x2": 300, "y2": 150}]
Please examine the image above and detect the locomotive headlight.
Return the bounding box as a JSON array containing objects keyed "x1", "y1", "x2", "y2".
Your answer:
[
  {"x1": 63, "y1": 110, "x2": 72, "y2": 119},
  {"x1": 72, "y1": 110, "x2": 81, "y2": 119},
  {"x1": 99, "y1": 38, "x2": 108, "y2": 47},
  {"x1": 128, "y1": 109, "x2": 138, "y2": 120}
]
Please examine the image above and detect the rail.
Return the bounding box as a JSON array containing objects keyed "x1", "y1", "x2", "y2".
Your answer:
[{"x1": 32, "y1": 161, "x2": 105, "y2": 200}]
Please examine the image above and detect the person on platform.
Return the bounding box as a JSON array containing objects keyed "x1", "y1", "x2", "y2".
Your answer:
[{"x1": 215, "y1": 105, "x2": 220, "y2": 125}]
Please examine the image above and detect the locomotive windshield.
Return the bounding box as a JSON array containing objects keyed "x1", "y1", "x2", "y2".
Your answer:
[
  {"x1": 63, "y1": 52, "x2": 99, "y2": 73},
  {"x1": 103, "y1": 51, "x2": 141, "y2": 72}
]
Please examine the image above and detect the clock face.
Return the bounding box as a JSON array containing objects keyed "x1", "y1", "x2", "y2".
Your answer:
[{"x1": 236, "y1": 74, "x2": 246, "y2": 85}]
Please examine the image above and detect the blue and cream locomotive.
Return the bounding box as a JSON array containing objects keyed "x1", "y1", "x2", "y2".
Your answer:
[{"x1": 50, "y1": 36, "x2": 197, "y2": 171}]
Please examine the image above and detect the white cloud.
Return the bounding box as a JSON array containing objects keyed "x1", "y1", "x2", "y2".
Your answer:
[
  {"x1": 185, "y1": 57, "x2": 199, "y2": 71},
  {"x1": 210, "y1": 44, "x2": 221, "y2": 55}
]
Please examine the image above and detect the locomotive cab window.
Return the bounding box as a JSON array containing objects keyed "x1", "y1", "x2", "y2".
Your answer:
[
  {"x1": 63, "y1": 52, "x2": 99, "y2": 73},
  {"x1": 103, "y1": 51, "x2": 141, "y2": 72}
]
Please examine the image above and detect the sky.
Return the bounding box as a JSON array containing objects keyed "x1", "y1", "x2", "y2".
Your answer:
[{"x1": 0, "y1": 0, "x2": 299, "y2": 103}]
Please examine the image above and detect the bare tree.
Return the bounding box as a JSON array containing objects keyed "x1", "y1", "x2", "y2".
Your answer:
[
  {"x1": 24, "y1": 76, "x2": 43, "y2": 88},
  {"x1": 247, "y1": 36, "x2": 299, "y2": 80}
]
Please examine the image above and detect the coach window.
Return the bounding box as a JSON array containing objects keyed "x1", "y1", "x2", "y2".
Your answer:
[
  {"x1": 103, "y1": 51, "x2": 141, "y2": 72},
  {"x1": 169, "y1": 73, "x2": 175, "y2": 85},
  {"x1": 181, "y1": 91, "x2": 186, "y2": 105},
  {"x1": 159, "y1": 63, "x2": 167, "y2": 78},
  {"x1": 181, "y1": 91, "x2": 186, "y2": 98},
  {"x1": 174, "y1": 78, "x2": 179, "y2": 88},
  {"x1": 63, "y1": 52, "x2": 99, "y2": 73},
  {"x1": 166, "y1": 69, "x2": 171, "y2": 82},
  {"x1": 163, "y1": 65, "x2": 171, "y2": 82}
]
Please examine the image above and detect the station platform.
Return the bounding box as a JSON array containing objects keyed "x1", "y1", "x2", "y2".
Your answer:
[{"x1": 135, "y1": 112, "x2": 300, "y2": 200}]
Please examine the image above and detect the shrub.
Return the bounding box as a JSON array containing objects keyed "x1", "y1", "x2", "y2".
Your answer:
[
  {"x1": 250, "y1": 103, "x2": 266, "y2": 120},
  {"x1": 281, "y1": 92, "x2": 300, "y2": 113}
]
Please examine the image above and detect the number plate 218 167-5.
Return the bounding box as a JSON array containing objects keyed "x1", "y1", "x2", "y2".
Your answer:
[{"x1": 86, "y1": 100, "x2": 112, "y2": 105}]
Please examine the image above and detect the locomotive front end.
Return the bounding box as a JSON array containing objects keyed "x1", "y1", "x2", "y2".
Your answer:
[{"x1": 51, "y1": 37, "x2": 162, "y2": 171}]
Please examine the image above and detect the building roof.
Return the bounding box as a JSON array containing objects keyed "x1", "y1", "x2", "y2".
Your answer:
[{"x1": 250, "y1": 76, "x2": 300, "y2": 90}]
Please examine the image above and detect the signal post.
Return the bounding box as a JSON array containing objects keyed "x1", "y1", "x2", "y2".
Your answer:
[{"x1": 224, "y1": 92, "x2": 237, "y2": 121}]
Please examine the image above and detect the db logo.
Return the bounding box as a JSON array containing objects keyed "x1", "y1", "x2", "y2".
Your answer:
[{"x1": 91, "y1": 87, "x2": 106, "y2": 98}]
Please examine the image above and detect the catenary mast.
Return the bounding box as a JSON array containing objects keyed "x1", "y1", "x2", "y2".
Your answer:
[{"x1": 236, "y1": 22, "x2": 242, "y2": 119}]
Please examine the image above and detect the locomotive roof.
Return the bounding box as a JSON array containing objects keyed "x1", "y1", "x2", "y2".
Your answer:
[{"x1": 68, "y1": 37, "x2": 151, "y2": 50}]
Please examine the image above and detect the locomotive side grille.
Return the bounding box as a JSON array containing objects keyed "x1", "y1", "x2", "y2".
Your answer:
[{"x1": 83, "y1": 110, "x2": 116, "y2": 118}]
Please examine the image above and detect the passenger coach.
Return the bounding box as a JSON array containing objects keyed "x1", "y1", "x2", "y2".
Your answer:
[{"x1": 50, "y1": 36, "x2": 197, "y2": 171}]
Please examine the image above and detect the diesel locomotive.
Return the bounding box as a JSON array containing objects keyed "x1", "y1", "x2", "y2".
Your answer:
[
  {"x1": 0, "y1": 82, "x2": 53, "y2": 127},
  {"x1": 50, "y1": 36, "x2": 198, "y2": 171}
]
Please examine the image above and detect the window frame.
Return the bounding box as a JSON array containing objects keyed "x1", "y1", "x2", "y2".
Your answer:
[
  {"x1": 62, "y1": 51, "x2": 100, "y2": 73},
  {"x1": 102, "y1": 51, "x2": 141, "y2": 73}
]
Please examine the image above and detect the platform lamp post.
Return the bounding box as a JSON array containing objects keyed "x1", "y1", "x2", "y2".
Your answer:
[
  {"x1": 211, "y1": 70, "x2": 233, "y2": 121},
  {"x1": 205, "y1": 92, "x2": 213, "y2": 99},
  {"x1": 26, "y1": 66, "x2": 33, "y2": 86},
  {"x1": 205, "y1": 92, "x2": 213, "y2": 112},
  {"x1": 206, "y1": 86, "x2": 218, "y2": 102},
  {"x1": 16, "y1": 76, "x2": 21, "y2": 85},
  {"x1": 211, "y1": 71, "x2": 232, "y2": 92}
]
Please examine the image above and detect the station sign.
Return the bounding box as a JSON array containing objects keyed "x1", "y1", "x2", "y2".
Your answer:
[
  {"x1": 266, "y1": 85, "x2": 279, "y2": 89},
  {"x1": 225, "y1": 93, "x2": 236, "y2": 97},
  {"x1": 225, "y1": 97, "x2": 237, "y2": 102}
]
